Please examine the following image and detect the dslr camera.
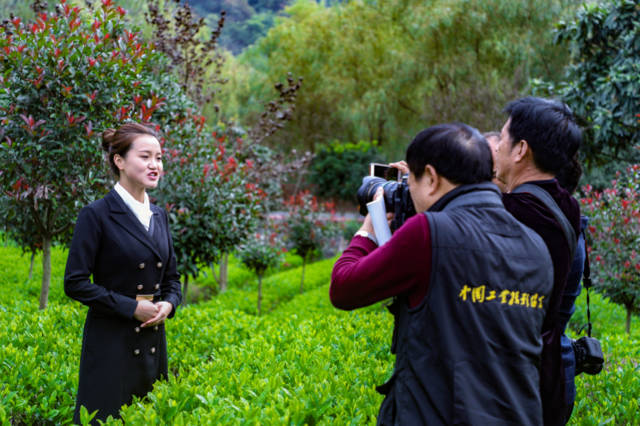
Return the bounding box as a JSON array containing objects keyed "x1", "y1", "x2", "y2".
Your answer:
[
  {"x1": 572, "y1": 336, "x2": 604, "y2": 375},
  {"x1": 357, "y1": 163, "x2": 416, "y2": 231}
]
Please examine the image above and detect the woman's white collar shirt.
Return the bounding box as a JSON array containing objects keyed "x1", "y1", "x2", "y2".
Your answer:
[{"x1": 114, "y1": 182, "x2": 152, "y2": 231}]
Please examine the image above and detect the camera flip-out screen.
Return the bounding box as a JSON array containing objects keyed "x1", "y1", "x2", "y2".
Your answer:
[{"x1": 370, "y1": 163, "x2": 401, "y2": 182}]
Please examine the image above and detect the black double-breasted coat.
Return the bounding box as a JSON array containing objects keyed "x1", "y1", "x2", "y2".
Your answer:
[{"x1": 64, "y1": 190, "x2": 182, "y2": 423}]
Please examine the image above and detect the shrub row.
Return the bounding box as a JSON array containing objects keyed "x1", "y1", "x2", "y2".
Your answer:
[
  {"x1": 0, "y1": 246, "x2": 389, "y2": 424},
  {"x1": 200, "y1": 256, "x2": 338, "y2": 316},
  {"x1": 194, "y1": 251, "x2": 305, "y2": 294},
  {"x1": 1, "y1": 245, "x2": 638, "y2": 424},
  {"x1": 116, "y1": 286, "x2": 392, "y2": 424},
  {"x1": 566, "y1": 291, "x2": 640, "y2": 425}
]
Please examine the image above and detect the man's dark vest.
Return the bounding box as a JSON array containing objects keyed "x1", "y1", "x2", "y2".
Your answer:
[{"x1": 377, "y1": 183, "x2": 553, "y2": 426}]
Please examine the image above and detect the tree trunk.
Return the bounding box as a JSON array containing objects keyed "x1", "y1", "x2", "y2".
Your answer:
[
  {"x1": 29, "y1": 250, "x2": 35, "y2": 282},
  {"x1": 257, "y1": 274, "x2": 263, "y2": 316},
  {"x1": 38, "y1": 237, "x2": 51, "y2": 310},
  {"x1": 219, "y1": 252, "x2": 229, "y2": 293},
  {"x1": 300, "y1": 257, "x2": 307, "y2": 294},
  {"x1": 626, "y1": 306, "x2": 632, "y2": 334},
  {"x1": 182, "y1": 275, "x2": 189, "y2": 304},
  {"x1": 210, "y1": 262, "x2": 219, "y2": 286}
]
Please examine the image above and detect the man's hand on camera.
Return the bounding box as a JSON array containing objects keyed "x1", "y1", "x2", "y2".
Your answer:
[
  {"x1": 358, "y1": 187, "x2": 384, "y2": 235},
  {"x1": 389, "y1": 161, "x2": 409, "y2": 175},
  {"x1": 374, "y1": 186, "x2": 396, "y2": 227},
  {"x1": 360, "y1": 214, "x2": 375, "y2": 235}
]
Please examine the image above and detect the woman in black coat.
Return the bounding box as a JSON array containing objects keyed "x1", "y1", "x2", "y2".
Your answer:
[{"x1": 64, "y1": 123, "x2": 182, "y2": 423}]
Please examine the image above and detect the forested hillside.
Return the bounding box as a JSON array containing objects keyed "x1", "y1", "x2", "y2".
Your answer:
[
  {"x1": 188, "y1": 0, "x2": 343, "y2": 54},
  {"x1": 188, "y1": 0, "x2": 291, "y2": 54}
]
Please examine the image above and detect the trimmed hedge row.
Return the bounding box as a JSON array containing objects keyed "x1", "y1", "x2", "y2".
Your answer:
[
  {"x1": 0, "y1": 247, "x2": 79, "y2": 424},
  {"x1": 199, "y1": 256, "x2": 339, "y2": 316},
  {"x1": 195, "y1": 252, "x2": 305, "y2": 293},
  {"x1": 567, "y1": 291, "x2": 640, "y2": 425},
  {"x1": 0, "y1": 246, "x2": 390, "y2": 424},
  {"x1": 0, "y1": 301, "x2": 80, "y2": 423},
  {"x1": 117, "y1": 287, "x2": 391, "y2": 424},
  {"x1": 1, "y1": 245, "x2": 639, "y2": 424}
]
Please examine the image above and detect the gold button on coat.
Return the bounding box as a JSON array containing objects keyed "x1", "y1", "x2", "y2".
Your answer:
[
  {"x1": 134, "y1": 349, "x2": 140, "y2": 355},
  {"x1": 138, "y1": 263, "x2": 145, "y2": 269},
  {"x1": 137, "y1": 284, "x2": 143, "y2": 290},
  {"x1": 154, "y1": 325, "x2": 159, "y2": 331},
  {"x1": 150, "y1": 347, "x2": 156, "y2": 354},
  {"x1": 155, "y1": 283, "x2": 160, "y2": 290},
  {"x1": 135, "y1": 327, "x2": 140, "y2": 333},
  {"x1": 156, "y1": 262, "x2": 163, "y2": 268}
]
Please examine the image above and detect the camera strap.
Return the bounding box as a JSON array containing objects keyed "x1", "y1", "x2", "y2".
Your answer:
[
  {"x1": 512, "y1": 184, "x2": 577, "y2": 261},
  {"x1": 513, "y1": 183, "x2": 595, "y2": 337},
  {"x1": 582, "y1": 235, "x2": 594, "y2": 337}
]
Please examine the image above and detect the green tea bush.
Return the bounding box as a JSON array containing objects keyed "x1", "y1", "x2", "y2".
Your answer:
[
  {"x1": 0, "y1": 245, "x2": 346, "y2": 424},
  {"x1": 116, "y1": 286, "x2": 392, "y2": 425},
  {"x1": 1, "y1": 244, "x2": 638, "y2": 424},
  {"x1": 568, "y1": 290, "x2": 640, "y2": 425},
  {"x1": 1, "y1": 301, "x2": 81, "y2": 423},
  {"x1": 0, "y1": 246, "x2": 68, "y2": 307},
  {"x1": 194, "y1": 252, "x2": 304, "y2": 293},
  {"x1": 0, "y1": 246, "x2": 80, "y2": 424},
  {"x1": 200, "y1": 256, "x2": 339, "y2": 316}
]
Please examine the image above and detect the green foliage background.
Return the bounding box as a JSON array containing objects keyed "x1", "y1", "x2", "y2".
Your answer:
[
  {"x1": 581, "y1": 165, "x2": 640, "y2": 333},
  {"x1": 1, "y1": 0, "x2": 638, "y2": 421},
  {"x1": 222, "y1": 0, "x2": 581, "y2": 157},
  {"x1": 533, "y1": 0, "x2": 640, "y2": 189},
  {"x1": 0, "y1": 0, "x2": 585, "y2": 161},
  {"x1": 307, "y1": 140, "x2": 381, "y2": 203}
]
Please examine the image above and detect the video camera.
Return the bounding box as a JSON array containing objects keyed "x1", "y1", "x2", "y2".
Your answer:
[{"x1": 356, "y1": 163, "x2": 416, "y2": 231}]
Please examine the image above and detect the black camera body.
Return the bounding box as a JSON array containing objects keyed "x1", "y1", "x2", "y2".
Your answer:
[
  {"x1": 572, "y1": 336, "x2": 604, "y2": 375},
  {"x1": 357, "y1": 174, "x2": 416, "y2": 231}
]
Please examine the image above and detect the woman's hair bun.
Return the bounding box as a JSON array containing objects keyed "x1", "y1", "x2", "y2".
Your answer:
[{"x1": 101, "y1": 128, "x2": 116, "y2": 153}]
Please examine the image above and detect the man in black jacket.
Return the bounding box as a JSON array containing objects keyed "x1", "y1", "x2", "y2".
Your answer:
[
  {"x1": 332, "y1": 123, "x2": 554, "y2": 425},
  {"x1": 492, "y1": 97, "x2": 582, "y2": 425}
]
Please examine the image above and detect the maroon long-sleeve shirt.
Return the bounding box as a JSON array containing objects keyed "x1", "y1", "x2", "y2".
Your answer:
[
  {"x1": 330, "y1": 213, "x2": 432, "y2": 309},
  {"x1": 330, "y1": 179, "x2": 579, "y2": 314}
]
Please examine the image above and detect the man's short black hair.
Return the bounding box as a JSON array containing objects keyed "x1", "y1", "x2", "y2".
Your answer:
[
  {"x1": 504, "y1": 97, "x2": 582, "y2": 175},
  {"x1": 406, "y1": 123, "x2": 493, "y2": 184}
]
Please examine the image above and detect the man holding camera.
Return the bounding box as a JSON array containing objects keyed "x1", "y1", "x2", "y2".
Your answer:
[
  {"x1": 331, "y1": 123, "x2": 553, "y2": 425},
  {"x1": 492, "y1": 97, "x2": 584, "y2": 425}
]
